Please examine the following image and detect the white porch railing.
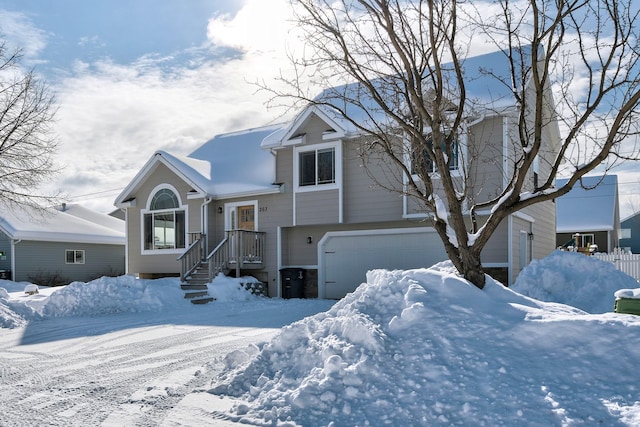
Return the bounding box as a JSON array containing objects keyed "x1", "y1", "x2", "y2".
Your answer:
[
  {"x1": 592, "y1": 249, "x2": 640, "y2": 281},
  {"x1": 179, "y1": 230, "x2": 265, "y2": 283}
]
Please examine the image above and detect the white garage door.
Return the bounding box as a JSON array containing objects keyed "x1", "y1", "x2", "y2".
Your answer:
[{"x1": 318, "y1": 227, "x2": 448, "y2": 299}]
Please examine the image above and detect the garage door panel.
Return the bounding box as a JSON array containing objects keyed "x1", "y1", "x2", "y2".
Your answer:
[{"x1": 321, "y1": 229, "x2": 447, "y2": 299}]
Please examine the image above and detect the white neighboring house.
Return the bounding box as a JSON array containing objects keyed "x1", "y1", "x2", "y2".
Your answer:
[{"x1": 0, "y1": 203, "x2": 125, "y2": 284}]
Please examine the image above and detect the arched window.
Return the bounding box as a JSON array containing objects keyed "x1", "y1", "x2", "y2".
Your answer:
[
  {"x1": 143, "y1": 188, "x2": 186, "y2": 251},
  {"x1": 150, "y1": 188, "x2": 179, "y2": 210}
]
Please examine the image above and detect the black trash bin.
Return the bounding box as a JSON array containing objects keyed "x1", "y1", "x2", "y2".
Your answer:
[
  {"x1": 0, "y1": 270, "x2": 10, "y2": 280},
  {"x1": 280, "y1": 268, "x2": 305, "y2": 299}
]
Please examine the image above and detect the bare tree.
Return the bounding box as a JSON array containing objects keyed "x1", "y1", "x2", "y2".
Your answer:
[
  {"x1": 269, "y1": 0, "x2": 640, "y2": 288},
  {"x1": 0, "y1": 40, "x2": 60, "y2": 212}
]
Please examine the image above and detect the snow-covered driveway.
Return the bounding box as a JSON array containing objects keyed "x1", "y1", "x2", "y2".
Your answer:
[{"x1": 0, "y1": 298, "x2": 333, "y2": 426}]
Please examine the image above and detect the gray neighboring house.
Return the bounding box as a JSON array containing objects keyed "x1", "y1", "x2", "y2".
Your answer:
[
  {"x1": 115, "y1": 47, "x2": 561, "y2": 299},
  {"x1": 555, "y1": 175, "x2": 621, "y2": 253},
  {"x1": 619, "y1": 211, "x2": 640, "y2": 253},
  {"x1": 0, "y1": 203, "x2": 125, "y2": 284}
]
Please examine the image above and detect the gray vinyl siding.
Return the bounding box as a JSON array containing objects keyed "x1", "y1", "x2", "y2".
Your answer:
[
  {"x1": 282, "y1": 221, "x2": 437, "y2": 267},
  {"x1": 524, "y1": 200, "x2": 556, "y2": 260},
  {"x1": 480, "y1": 219, "x2": 509, "y2": 264},
  {"x1": 295, "y1": 190, "x2": 340, "y2": 225},
  {"x1": 125, "y1": 162, "x2": 205, "y2": 277},
  {"x1": 468, "y1": 116, "x2": 507, "y2": 204},
  {"x1": 343, "y1": 137, "x2": 403, "y2": 223},
  {"x1": 13, "y1": 241, "x2": 124, "y2": 283}
]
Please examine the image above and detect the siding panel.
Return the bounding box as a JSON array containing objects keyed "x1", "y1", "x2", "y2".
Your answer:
[{"x1": 14, "y1": 241, "x2": 124, "y2": 283}]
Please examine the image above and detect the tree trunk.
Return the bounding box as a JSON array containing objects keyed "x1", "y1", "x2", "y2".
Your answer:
[{"x1": 459, "y1": 247, "x2": 486, "y2": 289}]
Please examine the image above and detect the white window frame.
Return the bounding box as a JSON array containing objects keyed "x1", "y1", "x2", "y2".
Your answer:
[
  {"x1": 406, "y1": 132, "x2": 464, "y2": 179},
  {"x1": 141, "y1": 184, "x2": 189, "y2": 255},
  {"x1": 223, "y1": 200, "x2": 259, "y2": 231},
  {"x1": 65, "y1": 249, "x2": 85, "y2": 265},
  {"x1": 579, "y1": 233, "x2": 595, "y2": 247},
  {"x1": 294, "y1": 141, "x2": 342, "y2": 193}
]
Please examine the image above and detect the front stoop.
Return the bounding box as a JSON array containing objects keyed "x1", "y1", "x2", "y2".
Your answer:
[{"x1": 181, "y1": 283, "x2": 215, "y2": 304}]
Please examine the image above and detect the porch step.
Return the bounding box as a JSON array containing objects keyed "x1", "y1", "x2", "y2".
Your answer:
[
  {"x1": 190, "y1": 297, "x2": 215, "y2": 304},
  {"x1": 184, "y1": 290, "x2": 209, "y2": 299},
  {"x1": 181, "y1": 281, "x2": 214, "y2": 304},
  {"x1": 181, "y1": 283, "x2": 208, "y2": 291}
]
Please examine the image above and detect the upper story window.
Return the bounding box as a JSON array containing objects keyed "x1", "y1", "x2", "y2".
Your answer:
[
  {"x1": 143, "y1": 187, "x2": 186, "y2": 252},
  {"x1": 294, "y1": 141, "x2": 341, "y2": 192},
  {"x1": 299, "y1": 147, "x2": 335, "y2": 186},
  {"x1": 410, "y1": 134, "x2": 459, "y2": 176}
]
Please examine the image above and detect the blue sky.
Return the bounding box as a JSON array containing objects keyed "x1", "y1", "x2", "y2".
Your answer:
[
  {"x1": 1, "y1": 0, "x2": 240, "y2": 73},
  {"x1": 0, "y1": 0, "x2": 293, "y2": 213}
]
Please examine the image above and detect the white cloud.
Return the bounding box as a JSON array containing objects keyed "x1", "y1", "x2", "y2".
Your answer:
[
  {"x1": 44, "y1": 0, "x2": 298, "y2": 213},
  {"x1": 0, "y1": 9, "x2": 48, "y2": 64}
]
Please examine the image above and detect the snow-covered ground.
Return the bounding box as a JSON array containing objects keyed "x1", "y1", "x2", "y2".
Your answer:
[{"x1": 1, "y1": 251, "x2": 640, "y2": 426}]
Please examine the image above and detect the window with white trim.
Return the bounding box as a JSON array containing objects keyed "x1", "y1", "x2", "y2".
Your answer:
[
  {"x1": 298, "y1": 147, "x2": 335, "y2": 187},
  {"x1": 143, "y1": 188, "x2": 186, "y2": 251},
  {"x1": 65, "y1": 250, "x2": 85, "y2": 264},
  {"x1": 410, "y1": 134, "x2": 459, "y2": 175}
]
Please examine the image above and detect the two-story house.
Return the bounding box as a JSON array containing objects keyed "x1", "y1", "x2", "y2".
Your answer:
[{"x1": 115, "y1": 47, "x2": 559, "y2": 299}]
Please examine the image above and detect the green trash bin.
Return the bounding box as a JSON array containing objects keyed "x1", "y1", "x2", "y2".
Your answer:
[{"x1": 614, "y1": 289, "x2": 640, "y2": 315}]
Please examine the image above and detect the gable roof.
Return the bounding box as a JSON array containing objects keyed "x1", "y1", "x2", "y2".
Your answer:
[
  {"x1": 556, "y1": 175, "x2": 619, "y2": 233},
  {"x1": 264, "y1": 46, "x2": 537, "y2": 149},
  {"x1": 0, "y1": 203, "x2": 125, "y2": 245},
  {"x1": 115, "y1": 124, "x2": 284, "y2": 206}
]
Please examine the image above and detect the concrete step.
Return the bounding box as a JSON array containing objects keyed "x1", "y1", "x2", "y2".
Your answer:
[
  {"x1": 190, "y1": 297, "x2": 215, "y2": 304},
  {"x1": 181, "y1": 284, "x2": 208, "y2": 291},
  {"x1": 184, "y1": 291, "x2": 209, "y2": 299}
]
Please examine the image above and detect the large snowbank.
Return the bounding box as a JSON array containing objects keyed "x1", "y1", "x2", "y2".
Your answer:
[
  {"x1": 512, "y1": 250, "x2": 639, "y2": 313},
  {"x1": 2, "y1": 251, "x2": 640, "y2": 425},
  {"x1": 209, "y1": 260, "x2": 640, "y2": 426},
  {"x1": 0, "y1": 274, "x2": 263, "y2": 326}
]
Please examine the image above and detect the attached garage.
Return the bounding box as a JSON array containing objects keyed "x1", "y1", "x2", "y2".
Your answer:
[{"x1": 318, "y1": 227, "x2": 448, "y2": 299}]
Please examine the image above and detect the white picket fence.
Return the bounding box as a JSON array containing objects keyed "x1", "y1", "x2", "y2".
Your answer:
[{"x1": 592, "y1": 250, "x2": 640, "y2": 281}]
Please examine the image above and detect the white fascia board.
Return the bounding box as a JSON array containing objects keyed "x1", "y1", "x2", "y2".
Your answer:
[
  {"x1": 186, "y1": 191, "x2": 206, "y2": 200},
  {"x1": 472, "y1": 209, "x2": 535, "y2": 223},
  {"x1": 282, "y1": 106, "x2": 348, "y2": 145},
  {"x1": 115, "y1": 152, "x2": 210, "y2": 206},
  {"x1": 115, "y1": 198, "x2": 137, "y2": 209},
  {"x1": 557, "y1": 225, "x2": 614, "y2": 233},
  {"x1": 211, "y1": 186, "x2": 283, "y2": 201},
  {"x1": 114, "y1": 152, "x2": 162, "y2": 206},
  {"x1": 13, "y1": 233, "x2": 125, "y2": 245}
]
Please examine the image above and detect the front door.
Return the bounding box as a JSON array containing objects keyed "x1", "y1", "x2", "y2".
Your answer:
[{"x1": 237, "y1": 205, "x2": 255, "y2": 231}]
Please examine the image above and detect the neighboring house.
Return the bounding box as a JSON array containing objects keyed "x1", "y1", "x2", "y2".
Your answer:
[
  {"x1": 619, "y1": 211, "x2": 640, "y2": 253},
  {"x1": 0, "y1": 203, "x2": 126, "y2": 284},
  {"x1": 555, "y1": 175, "x2": 621, "y2": 253},
  {"x1": 115, "y1": 47, "x2": 560, "y2": 299}
]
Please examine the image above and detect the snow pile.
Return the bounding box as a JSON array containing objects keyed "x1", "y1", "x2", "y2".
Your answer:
[
  {"x1": 210, "y1": 262, "x2": 640, "y2": 426},
  {"x1": 616, "y1": 288, "x2": 640, "y2": 299},
  {"x1": 207, "y1": 274, "x2": 265, "y2": 301},
  {"x1": 0, "y1": 274, "x2": 263, "y2": 326},
  {"x1": 512, "y1": 250, "x2": 639, "y2": 313},
  {"x1": 41, "y1": 275, "x2": 181, "y2": 317}
]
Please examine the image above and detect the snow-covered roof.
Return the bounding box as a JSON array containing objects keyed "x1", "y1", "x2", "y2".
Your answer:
[
  {"x1": 115, "y1": 124, "x2": 284, "y2": 206},
  {"x1": 188, "y1": 125, "x2": 283, "y2": 197},
  {"x1": 556, "y1": 175, "x2": 619, "y2": 233},
  {"x1": 0, "y1": 203, "x2": 125, "y2": 245},
  {"x1": 263, "y1": 46, "x2": 532, "y2": 149}
]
